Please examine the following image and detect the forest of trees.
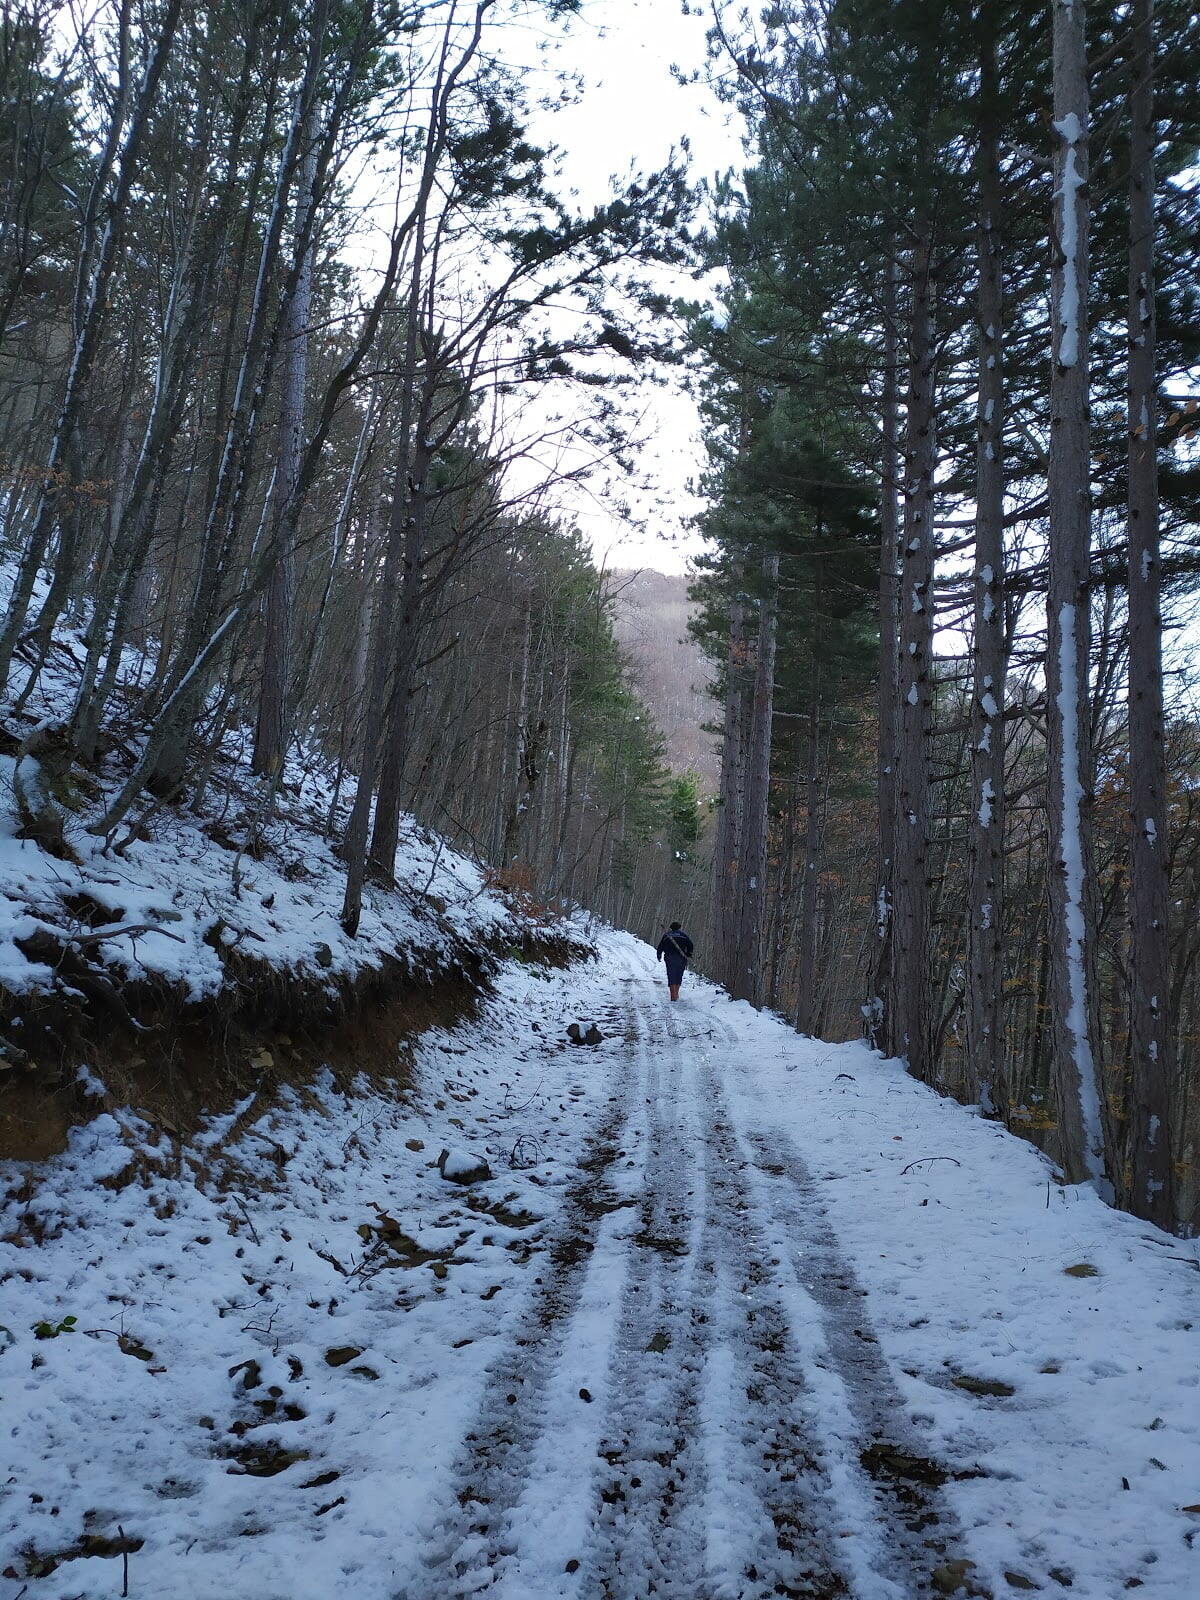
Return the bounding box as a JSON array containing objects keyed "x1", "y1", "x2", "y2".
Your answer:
[
  {"x1": 0, "y1": 0, "x2": 701, "y2": 956},
  {"x1": 694, "y1": 0, "x2": 1200, "y2": 1234},
  {"x1": 3, "y1": 0, "x2": 1200, "y2": 1238}
]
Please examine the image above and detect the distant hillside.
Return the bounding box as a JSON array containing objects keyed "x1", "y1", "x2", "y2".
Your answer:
[{"x1": 609, "y1": 568, "x2": 720, "y2": 790}]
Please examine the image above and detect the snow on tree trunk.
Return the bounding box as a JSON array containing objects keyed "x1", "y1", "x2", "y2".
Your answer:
[
  {"x1": 870, "y1": 260, "x2": 901, "y2": 1055},
  {"x1": 967, "y1": 12, "x2": 1008, "y2": 1118},
  {"x1": 1125, "y1": 0, "x2": 1174, "y2": 1228},
  {"x1": 1046, "y1": 0, "x2": 1107, "y2": 1188}
]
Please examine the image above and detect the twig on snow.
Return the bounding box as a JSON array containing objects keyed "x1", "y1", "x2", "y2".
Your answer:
[
  {"x1": 900, "y1": 1156, "x2": 963, "y2": 1176},
  {"x1": 509, "y1": 1134, "x2": 542, "y2": 1169},
  {"x1": 501, "y1": 1076, "x2": 544, "y2": 1116},
  {"x1": 230, "y1": 1194, "x2": 260, "y2": 1245},
  {"x1": 66, "y1": 921, "x2": 186, "y2": 948}
]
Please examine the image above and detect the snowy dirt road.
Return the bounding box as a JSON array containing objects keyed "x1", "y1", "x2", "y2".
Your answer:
[
  {"x1": 4, "y1": 932, "x2": 1199, "y2": 1600},
  {"x1": 421, "y1": 956, "x2": 954, "y2": 1600}
]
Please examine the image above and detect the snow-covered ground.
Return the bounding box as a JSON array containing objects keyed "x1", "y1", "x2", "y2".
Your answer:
[
  {"x1": 0, "y1": 599, "x2": 571, "y2": 1007},
  {"x1": 0, "y1": 752, "x2": 531, "y2": 999},
  {"x1": 2, "y1": 932, "x2": 1199, "y2": 1599}
]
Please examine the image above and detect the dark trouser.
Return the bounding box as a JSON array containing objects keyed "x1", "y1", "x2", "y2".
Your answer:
[{"x1": 664, "y1": 959, "x2": 686, "y2": 989}]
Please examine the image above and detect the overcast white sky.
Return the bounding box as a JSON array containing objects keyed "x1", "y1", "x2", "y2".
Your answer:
[
  {"x1": 340, "y1": 2, "x2": 746, "y2": 575},
  {"x1": 517, "y1": 0, "x2": 747, "y2": 573}
]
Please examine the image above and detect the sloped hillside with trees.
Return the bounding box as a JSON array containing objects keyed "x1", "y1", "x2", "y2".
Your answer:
[
  {"x1": 609, "y1": 568, "x2": 719, "y2": 789},
  {"x1": 0, "y1": 0, "x2": 705, "y2": 998}
]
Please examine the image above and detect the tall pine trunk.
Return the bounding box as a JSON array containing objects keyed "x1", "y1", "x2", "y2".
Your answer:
[
  {"x1": 712, "y1": 562, "x2": 748, "y2": 988},
  {"x1": 1046, "y1": 0, "x2": 1106, "y2": 1186},
  {"x1": 729, "y1": 550, "x2": 779, "y2": 1003},
  {"x1": 1125, "y1": 0, "x2": 1174, "y2": 1227},
  {"x1": 967, "y1": 13, "x2": 1008, "y2": 1116},
  {"x1": 871, "y1": 262, "x2": 902, "y2": 1053},
  {"x1": 795, "y1": 669, "x2": 823, "y2": 1034},
  {"x1": 894, "y1": 238, "x2": 936, "y2": 1080}
]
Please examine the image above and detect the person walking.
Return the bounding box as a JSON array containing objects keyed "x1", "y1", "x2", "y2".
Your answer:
[{"x1": 656, "y1": 921, "x2": 694, "y2": 1002}]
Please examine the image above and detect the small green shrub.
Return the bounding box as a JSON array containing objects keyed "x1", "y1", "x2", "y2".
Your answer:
[{"x1": 32, "y1": 1314, "x2": 77, "y2": 1340}]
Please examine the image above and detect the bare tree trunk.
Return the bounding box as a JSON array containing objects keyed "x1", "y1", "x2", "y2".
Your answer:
[
  {"x1": 500, "y1": 595, "x2": 533, "y2": 863},
  {"x1": 340, "y1": 11, "x2": 488, "y2": 932},
  {"x1": 795, "y1": 669, "x2": 823, "y2": 1034},
  {"x1": 712, "y1": 560, "x2": 748, "y2": 988},
  {"x1": 1046, "y1": 0, "x2": 1107, "y2": 1186},
  {"x1": 554, "y1": 733, "x2": 578, "y2": 892},
  {"x1": 730, "y1": 549, "x2": 778, "y2": 1004},
  {"x1": 67, "y1": 22, "x2": 264, "y2": 758},
  {"x1": 1125, "y1": 0, "x2": 1174, "y2": 1227},
  {"x1": 369, "y1": 415, "x2": 436, "y2": 875},
  {"x1": 0, "y1": 0, "x2": 185, "y2": 693},
  {"x1": 146, "y1": 16, "x2": 329, "y2": 798},
  {"x1": 254, "y1": 106, "x2": 318, "y2": 776},
  {"x1": 341, "y1": 295, "x2": 425, "y2": 926},
  {"x1": 871, "y1": 260, "x2": 901, "y2": 1051},
  {"x1": 894, "y1": 238, "x2": 936, "y2": 1080},
  {"x1": 967, "y1": 11, "x2": 1008, "y2": 1117}
]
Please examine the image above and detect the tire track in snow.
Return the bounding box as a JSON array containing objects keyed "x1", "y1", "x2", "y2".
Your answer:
[
  {"x1": 662, "y1": 987, "x2": 965, "y2": 1598},
  {"x1": 737, "y1": 1126, "x2": 965, "y2": 1598},
  {"x1": 410, "y1": 966, "x2": 652, "y2": 1598},
  {"x1": 574, "y1": 993, "x2": 850, "y2": 1600},
  {"x1": 410, "y1": 963, "x2": 964, "y2": 1600},
  {"x1": 610, "y1": 992, "x2": 934, "y2": 1599},
  {"x1": 696, "y1": 1061, "x2": 856, "y2": 1600},
  {"x1": 572, "y1": 987, "x2": 713, "y2": 1599}
]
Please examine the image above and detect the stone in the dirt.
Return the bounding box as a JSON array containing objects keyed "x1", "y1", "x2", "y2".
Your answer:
[
  {"x1": 324, "y1": 1346, "x2": 363, "y2": 1367},
  {"x1": 565, "y1": 1022, "x2": 604, "y2": 1046},
  {"x1": 952, "y1": 1374, "x2": 1015, "y2": 1398},
  {"x1": 931, "y1": 1559, "x2": 987, "y2": 1597},
  {"x1": 437, "y1": 1147, "x2": 492, "y2": 1184}
]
